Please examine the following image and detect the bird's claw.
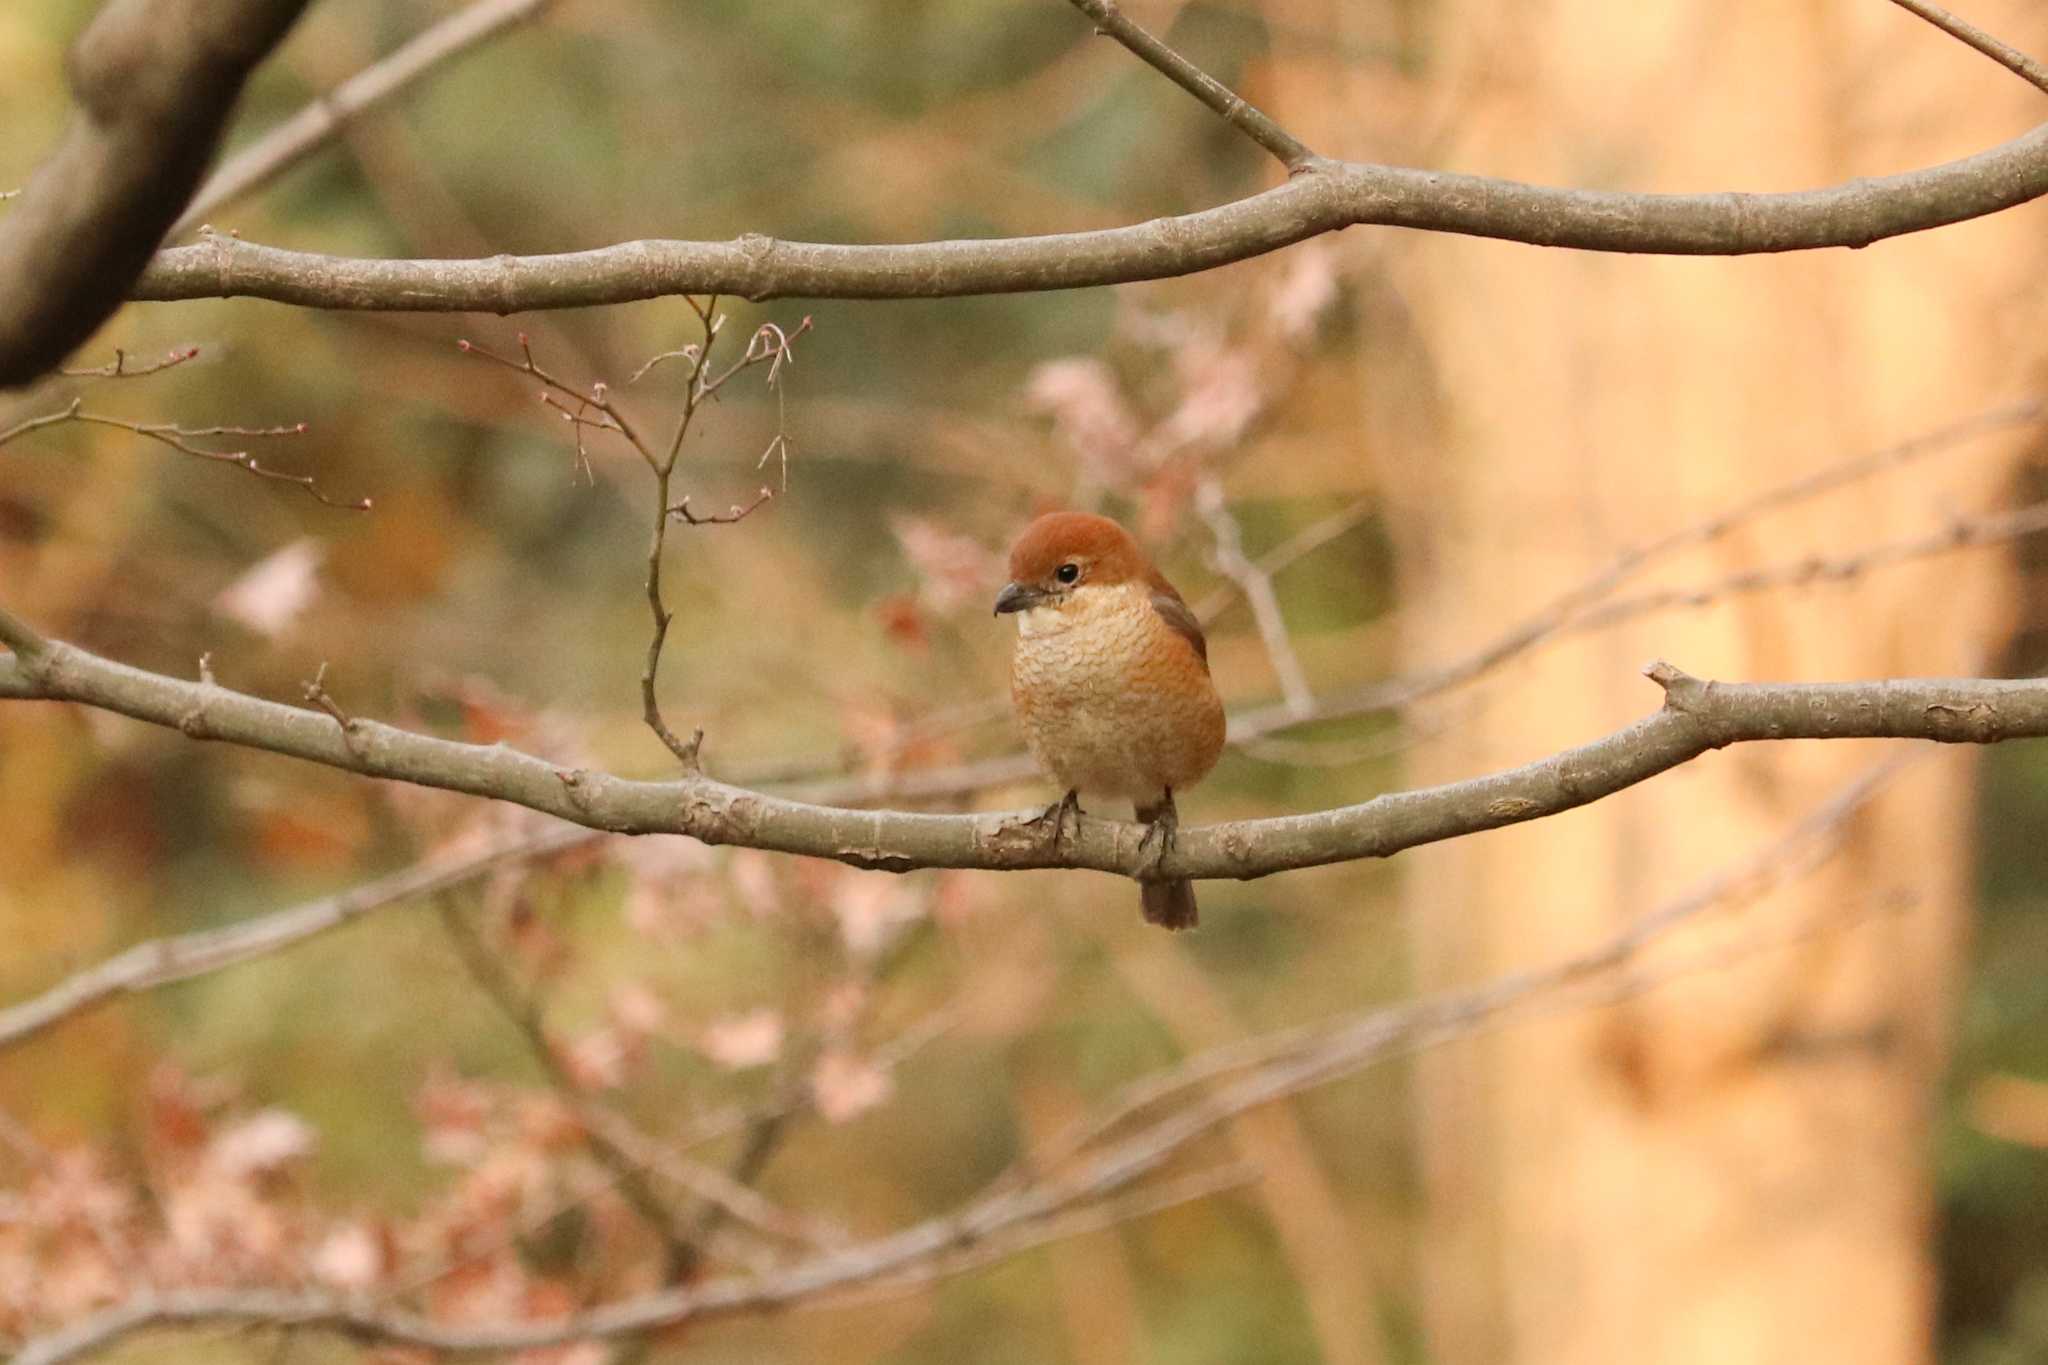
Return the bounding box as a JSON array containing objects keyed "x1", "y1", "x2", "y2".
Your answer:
[
  {"x1": 1029, "y1": 789, "x2": 1083, "y2": 855},
  {"x1": 1135, "y1": 793, "x2": 1179, "y2": 879}
]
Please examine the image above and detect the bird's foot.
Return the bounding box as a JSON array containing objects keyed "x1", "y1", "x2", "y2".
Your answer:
[
  {"x1": 1135, "y1": 790, "x2": 1179, "y2": 879},
  {"x1": 1028, "y1": 788, "x2": 1083, "y2": 855}
]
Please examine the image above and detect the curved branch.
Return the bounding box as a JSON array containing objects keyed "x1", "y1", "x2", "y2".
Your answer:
[
  {"x1": 126, "y1": 118, "x2": 2048, "y2": 312},
  {"x1": 1, "y1": 611, "x2": 2044, "y2": 884},
  {"x1": 0, "y1": 0, "x2": 312, "y2": 386}
]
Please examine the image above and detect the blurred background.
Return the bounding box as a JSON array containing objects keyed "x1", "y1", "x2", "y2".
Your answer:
[{"x1": 4, "y1": 0, "x2": 2048, "y2": 1360}]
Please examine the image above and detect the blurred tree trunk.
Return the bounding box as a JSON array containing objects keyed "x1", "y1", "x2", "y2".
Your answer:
[{"x1": 1322, "y1": 3, "x2": 2048, "y2": 1362}]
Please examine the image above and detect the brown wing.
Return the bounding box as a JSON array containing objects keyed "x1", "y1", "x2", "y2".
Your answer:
[{"x1": 1146, "y1": 568, "x2": 1209, "y2": 666}]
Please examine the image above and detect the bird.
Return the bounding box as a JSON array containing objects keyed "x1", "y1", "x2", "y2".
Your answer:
[{"x1": 994, "y1": 510, "x2": 1226, "y2": 929}]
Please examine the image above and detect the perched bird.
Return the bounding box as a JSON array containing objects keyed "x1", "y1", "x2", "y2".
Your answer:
[{"x1": 994, "y1": 511, "x2": 1226, "y2": 929}]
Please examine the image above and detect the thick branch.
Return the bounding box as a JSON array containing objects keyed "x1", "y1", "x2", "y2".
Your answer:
[
  {"x1": 1, "y1": 619, "x2": 2043, "y2": 883},
  {"x1": 128, "y1": 119, "x2": 2048, "y2": 312},
  {"x1": 0, "y1": 0, "x2": 312, "y2": 386}
]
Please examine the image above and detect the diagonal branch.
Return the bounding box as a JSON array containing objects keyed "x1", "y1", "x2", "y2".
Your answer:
[
  {"x1": 1886, "y1": 0, "x2": 2048, "y2": 96},
  {"x1": 0, "y1": 826, "x2": 593, "y2": 1051},
  {"x1": 1063, "y1": 0, "x2": 1314, "y2": 169},
  {"x1": 171, "y1": 0, "x2": 552, "y2": 237},
  {"x1": 0, "y1": 0, "x2": 313, "y2": 386}
]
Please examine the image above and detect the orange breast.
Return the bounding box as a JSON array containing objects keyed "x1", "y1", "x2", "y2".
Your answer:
[{"x1": 1010, "y1": 584, "x2": 1225, "y2": 805}]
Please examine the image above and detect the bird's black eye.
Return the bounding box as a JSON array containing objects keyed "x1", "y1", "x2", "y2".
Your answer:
[{"x1": 1055, "y1": 562, "x2": 1080, "y2": 585}]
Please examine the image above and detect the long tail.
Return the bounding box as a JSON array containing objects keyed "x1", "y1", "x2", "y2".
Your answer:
[
  {"x1": 1135, "y1": 792, "x2": 1197, "y2": 930},
  {"x1": 1141, "y1": 878, "x2": 1199, "y2": 930}
]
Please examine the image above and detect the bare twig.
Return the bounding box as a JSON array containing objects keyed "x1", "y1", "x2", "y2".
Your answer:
[
  {"x1": 0, "y1": 825, "x2": 595, "y2": 1051},
  {"x1": 1062, "y1": 0, "x2": 1314, "y2": 169},
  {"x1": 1186, "y1": 496, "x2": 1376, "y2": 624},
  {"x1": 758, "y1": 397, "x2": 2045, "y2": 800},
  {"x1": 0, "y1": 400, "x2": 369, "y2": 510},
  {"x1": 776, "y1": 478, "x2": 2048, "y2": 805},
  {"x1": 1886, "y1": 0, "x2": 2048, "y2": 96},
  {"x1": 172, "y1": 0, "x2": 552, "y2": 236},
  {"x1": 462, "y1": 317, "x2": 804, "y2": 768},
  {"x1": 1194, "y1": 473, "x2": 1313, "y2": 717},
  {"x1": 1569, "y1": 497, "x2": 2048, "y2": 635},
  {"x1": 58, "y1": 346, "x2": 202, "y2": 380}
]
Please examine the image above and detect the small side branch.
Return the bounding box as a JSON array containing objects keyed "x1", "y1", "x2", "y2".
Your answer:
[
  {"x1": 465, "y1": 312, "x2": 807, "y2": 770},
  {"x1": 1062, "y1": 0, "x2": 1315, "y2": 170},
  {"x1": 172, "y1": 0, "x2": 552, "y2": 236},
  {"x1": 0, "y1": 400, "x2": 368, "y2": 510},
  {"x1": 1887, "y1": 0, "x2": 2048, "y2": 96},
  {"x1": 0, "y1": 826, "x2": 596, "y2": 1051}
]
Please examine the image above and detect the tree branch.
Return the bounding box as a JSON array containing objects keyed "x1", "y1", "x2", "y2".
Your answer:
[
  {"x1": 1887, "y1": 0, "x2": 2048, "y2": 96},
  {"x1": 8, "y1": 759, "x2": 1897, "y2": 1365},
  {"x1": 0, "y1": 609, "x2": 2042, "y2": 884},
  {"x1": 171, "y1": 0, "x2": 551, "y2": 238},
  {"x1": 1063, "y1": 0, "x2": 1314, "y2": 170},
  {"x1": 126, "y1": 118, "x2": 2048, "y2": 314},
  {"x1": 0, "y1": 0, "x2": 312, "y2": 386},
  {"x1": 0, "y1": 825, "x2": 593, "y2": 1051}
]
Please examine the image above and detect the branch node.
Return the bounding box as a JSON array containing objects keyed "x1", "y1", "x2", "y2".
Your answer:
[{"x1": 302, "y1": 663, "x2": 365, "y2": 758}]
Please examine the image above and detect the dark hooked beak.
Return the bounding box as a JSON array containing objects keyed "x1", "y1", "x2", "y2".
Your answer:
[{"x1": 993, "y1": 582, "x2": 1045, "y2": 616}]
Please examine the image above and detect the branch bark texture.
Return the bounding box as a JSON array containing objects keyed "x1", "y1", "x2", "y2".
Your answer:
[
  {"x1": 0, "y1": 0, "x2": 312, "y2": 386},
  {"x1": 127, "y1": 127, "x2": 2048, "y2": 313},
  {"x1": 1, "y1": 622, "x2": 2043, "y2": 885}
]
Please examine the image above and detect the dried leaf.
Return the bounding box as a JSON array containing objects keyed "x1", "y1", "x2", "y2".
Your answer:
[
  {"x1": 213, "y1": 538, "x2": 324, "y2": 638},
  {"x1": 208, "y1": 1109, "x2": 317, "y2": 1177}
]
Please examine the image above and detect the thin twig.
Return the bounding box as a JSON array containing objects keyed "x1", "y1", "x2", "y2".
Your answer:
[
  {"x1": 461, "y1": 316, "x2": 805, "y2": 769},
  {"x1": 1886, "y1": 0, "x2": 2048, "y2": 96},
  {"x1": 58, "y1": 346, "x2": 202, "y2": 380},
  {"x1": 0, "y1": 400, "x2": 369, "y2": 510},
  {"x1": 1061, "y1": 0, "x2": 1315, "y2": 169},
  {"x1": 1186, "y1": 496, "x2": 1375, "y2": 623},
  {"x1": 762, "y1": 398, "x2": 2046, "y2": 799},
  {"x1": 0, "y1": 826, "x2": 595, "y2": 1051},
  {"x1": 1194, "y1": 473, "x2": 1313, "y2": 717},
  {"x1": 1568, "y1": 497, "x2": 2048, "y2": 636},
  {"x1": 173, "y1": 0, "x2": 552, "y2": 236}
]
